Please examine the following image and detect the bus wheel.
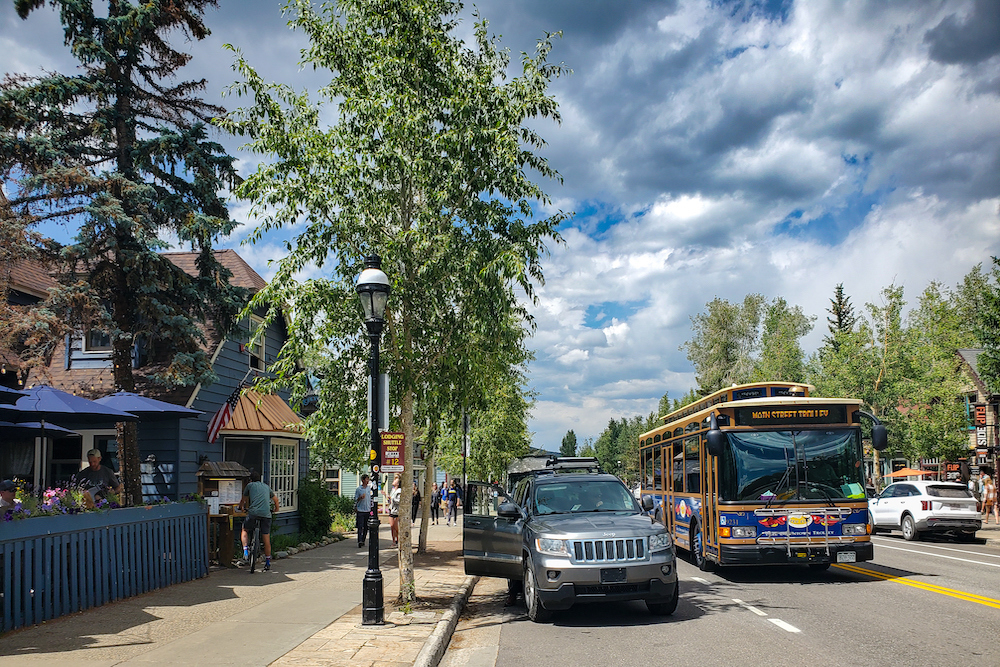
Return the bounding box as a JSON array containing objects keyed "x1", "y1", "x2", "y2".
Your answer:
[{"x1": 692, "y1": 523, "x2": 711, "y2": 571}]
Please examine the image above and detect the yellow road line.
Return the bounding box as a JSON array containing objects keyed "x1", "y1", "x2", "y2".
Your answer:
[{"x1": 834, "y1": 563, "x2": 1000, "y2": 609}]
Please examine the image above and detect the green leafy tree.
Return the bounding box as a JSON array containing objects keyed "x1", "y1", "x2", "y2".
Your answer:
[
  {"x1": 594, "y1": 418, "x2": 624, "y2": 475},
  {"x1": 221, "y1": 0, "x2": 567, "y2": 602},
  {"x1": 657, "y1": 391, "x2": 672, "y2": 418},
  {"x1": 560, "y1": 429, "x2": 577, "y2": 457},
  {"x1": 974, "y1": 257, "x2": 1000, "y2": 392},
  {"x1": 682, "y1": 294, "x2": 765, "y2": 394},
  {"x1": 1, "y1": 0, "x2": 243, "y2": 503},
  {"x1": 752, "y1": 297, "x2": 814, "y2": 382},
  {"x1": 578, "y1": 438, "x2": 596, "y2": 458}
]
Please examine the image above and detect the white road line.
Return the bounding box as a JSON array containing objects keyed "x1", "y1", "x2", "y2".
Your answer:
[
  {"x1": 871, "y1": 536, "x2": 1000, "y2": 560},
  {"x1": 691, "y1": 576, "x2": 711, "y2": 585},
  {"x1": 732, "y1": 598, "x2": 768, "y2": 616},
  {"x1": 768, "y1": 618, "x2": 801, "y2": 633},
  {"x1": 873, "y1": 541, "x2": 1000, "y2": 568}
]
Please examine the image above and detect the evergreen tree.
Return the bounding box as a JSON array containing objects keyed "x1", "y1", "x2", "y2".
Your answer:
[
  {"x1": 1, "y1": 0, "x2": 243, "y2": 503},
  {"x1": 752, "y1": 297, "x2": 814, "y2": 382},
  {"x1": 560, "y1": 429, "x2": 577, "y2": 457},
  {"x1": 823, "y1": 283, "x2": 857, "y2": 351}
]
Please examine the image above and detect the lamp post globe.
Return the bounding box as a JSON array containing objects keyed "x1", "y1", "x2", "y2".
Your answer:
[{"x1": 357, "y1": 254, "x2": 390, "y2": 625}]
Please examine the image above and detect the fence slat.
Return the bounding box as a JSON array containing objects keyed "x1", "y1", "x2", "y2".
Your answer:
[{"x1": 1, "y1": 504, "x2": 207, "y2": 634}]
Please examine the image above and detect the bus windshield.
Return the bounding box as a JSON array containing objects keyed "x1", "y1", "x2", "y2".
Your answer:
[{"x1": 720, "y1": 428, "x2": 866, "y2": 502}]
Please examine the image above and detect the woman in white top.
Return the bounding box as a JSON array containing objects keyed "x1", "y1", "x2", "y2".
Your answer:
[{"x1": 387, "y1": 475, "x2": 401, "y2": 547}]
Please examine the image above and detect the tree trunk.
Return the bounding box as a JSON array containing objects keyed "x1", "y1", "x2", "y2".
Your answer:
[{"x1": 397, "y1": 387, "x2": 416, "y2": 603}]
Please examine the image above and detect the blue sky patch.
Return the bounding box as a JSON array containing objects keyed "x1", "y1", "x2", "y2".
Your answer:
[{"x1": 584, "y1": 300, "x2": 646, "y2": 329}]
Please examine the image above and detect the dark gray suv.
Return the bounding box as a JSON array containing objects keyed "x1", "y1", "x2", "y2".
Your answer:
[{"x1": 463, "y1": 472, "x2": 679, "y2": 622}]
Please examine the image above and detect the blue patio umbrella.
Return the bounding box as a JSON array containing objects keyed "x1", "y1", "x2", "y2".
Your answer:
[
  {"x1": 0, "y1": 385, "x2": 27, "y2": 405},
  {"x1": 0, "y1": 386, "x2": 137, "y2": 490},
  {"x1": 0, "y1": 421, "x2": 78, "y2": 437},
  {"x1": 93, "y1": 391, "x2": 203, "y2": 420}
]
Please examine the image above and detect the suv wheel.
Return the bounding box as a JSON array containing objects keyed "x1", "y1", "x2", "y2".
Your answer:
[
  {"x1": 901, "y1": 514, "x2": 921, "y2": 541},
  {"x1": 646, "y1": 582, "x2": 679, "y2": 616},
  {"x1": 523, "y1": 558, "x2": 552, "y2": 623}
]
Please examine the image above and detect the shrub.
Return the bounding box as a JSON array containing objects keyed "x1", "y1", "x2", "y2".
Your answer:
[{"x1": 296, "y1": 473, "x2": 335, "y2": 541}]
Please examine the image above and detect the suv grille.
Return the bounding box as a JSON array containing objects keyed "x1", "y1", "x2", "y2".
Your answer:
[{"x1": 571, "y1": 538, "x2": 646, "y2": 563}]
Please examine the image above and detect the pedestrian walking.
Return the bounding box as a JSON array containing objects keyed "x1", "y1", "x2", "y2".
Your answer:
[
  {"x1": 983, "y1": 474, "x2": 997, "y2": 524},
  {"x1": 387, "y1": 475, "x2": 401, "y2": 546},
  {"x1": 354, "y1": 474, "x2": 372, "y2": 548},
  {"x1": 430, "y1": 482, "x2": 441, "y2": 525},
  {"x1": 412, "y1": 482, "x2": 421, "y2": 523},
  {"x1": 446, "y1": 479, "x2": 459, "y2": 526}
]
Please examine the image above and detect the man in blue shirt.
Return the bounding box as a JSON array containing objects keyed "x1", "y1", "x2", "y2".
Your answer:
[
  {"x1": 354, "y1": 474, "x2": 372, "y2": 547},
  {"x1": 239, "y1": 470, "x2": 279, "y2": 571}
]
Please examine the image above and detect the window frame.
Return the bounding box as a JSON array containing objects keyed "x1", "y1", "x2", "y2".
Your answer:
[
  {"x1": 247, "y1": 314, "x2": 266, "y2": 371},
  {"x1": 270, "y1": 437, "x2": 299, "y2": 513}
]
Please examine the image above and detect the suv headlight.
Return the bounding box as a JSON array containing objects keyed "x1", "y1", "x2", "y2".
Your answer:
[
  {"x1": 842, "y1": 523, "x2": 867, "y2": 536},
  {"x1": 649, "y1": 532, "x2": 673, "y2": 552},
  {"x1": 535, "y1": 538, "x2": 570, "y2": 556}
]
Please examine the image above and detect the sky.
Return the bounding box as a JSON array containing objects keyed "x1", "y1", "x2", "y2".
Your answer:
[{"x1": 3, "y1": 0, "x2": 999, "y2": 449}]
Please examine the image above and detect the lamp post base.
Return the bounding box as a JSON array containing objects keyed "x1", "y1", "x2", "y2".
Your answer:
[{"x1": 362, "y1": 512, "x2": 384, "y2": 625}]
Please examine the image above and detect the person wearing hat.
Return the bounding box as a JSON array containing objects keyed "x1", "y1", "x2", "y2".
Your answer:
[
  {"x1": 72, "y1": 448, "x2": 123, "y2": 507},
  {"x1": 0, "y1": 479, "x2": 16, "y2": 510}
]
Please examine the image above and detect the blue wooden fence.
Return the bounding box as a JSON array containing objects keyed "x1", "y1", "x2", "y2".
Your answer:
[{"x1": 0, "y1": 503, "x2": 208, "y2": 633}]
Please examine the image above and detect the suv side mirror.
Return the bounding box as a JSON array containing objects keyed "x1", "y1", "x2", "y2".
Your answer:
[
  {"x1": 641, "y1": 495, "x2": 654, "y2": 511},
  {"x1": 498, "y1": 502, "x2": 521, "y2": 519},
  {"x1": 872, "y1": 424, "x2": 888, "y2": 451}
]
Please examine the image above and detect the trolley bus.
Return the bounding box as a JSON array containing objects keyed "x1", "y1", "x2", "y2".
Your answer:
[{"x1": 638, "y1": 382, "x2": 887, "y2": 570}]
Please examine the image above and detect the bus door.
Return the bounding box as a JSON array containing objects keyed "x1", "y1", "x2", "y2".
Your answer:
[
  {"x1": 669, "y1": 441, "x2": 689, "y2": 549},
  {"x1": 656, "y1": 444, "x2": 670, "y2": 532},
  {"x1": 700, "y1": 433, "x2": 719, "y2": 558}
]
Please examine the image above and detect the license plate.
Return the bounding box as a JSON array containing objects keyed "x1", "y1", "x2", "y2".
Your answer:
[
  {"x1": 837, "y1": 551, "x2": 856, "y2": 563},
  {"x1": 600, "y1": 568, "x2": 627, "y2": 583}
]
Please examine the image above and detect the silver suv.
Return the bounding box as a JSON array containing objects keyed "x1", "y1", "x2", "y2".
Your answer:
[{"x1": 463, "y1": 472, "x2": 678, "y2": 622}]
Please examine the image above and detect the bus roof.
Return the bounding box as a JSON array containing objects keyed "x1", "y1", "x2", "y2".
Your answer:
[{"x1": 659, "y1": 382, "x2": 816, "y2": 425}]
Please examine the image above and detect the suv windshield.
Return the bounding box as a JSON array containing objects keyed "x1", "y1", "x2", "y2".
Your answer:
[
  {"x1": 720, "y1": 428, "x2": 866, "y2": 502},
  {"x1": 533, "y1": 480, "x2": 640, "y2": 515}
]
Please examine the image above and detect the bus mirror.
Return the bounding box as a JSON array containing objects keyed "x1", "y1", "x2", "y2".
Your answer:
[
  {"x1": 872, "y1": 424, "x2": 888, "y2": 451},
  {"x1": 641, "y1": 495, "x2": 654, "y2": 511},
  {"x1": 706, "y1": 429, "x2": 725, "y2": 457}
]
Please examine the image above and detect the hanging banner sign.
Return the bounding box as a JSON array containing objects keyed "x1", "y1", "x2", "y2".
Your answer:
[{"x1": 380, "y1": 431, "x2": 405, "y2": 473}]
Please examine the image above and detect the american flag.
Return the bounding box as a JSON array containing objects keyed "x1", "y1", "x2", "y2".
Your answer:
[{"x1": 207, "y1": 388, "x2": 241, "y2": 444}]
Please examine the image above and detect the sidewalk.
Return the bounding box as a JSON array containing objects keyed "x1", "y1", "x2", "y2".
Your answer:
[{"x1": 0, "y1": 521, "x2": 473, "y2": 667}]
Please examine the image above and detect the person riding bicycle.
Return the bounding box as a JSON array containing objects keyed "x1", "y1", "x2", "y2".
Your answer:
[{"x1": 239, "y1": 470, "x2": 279, "y2": 571}]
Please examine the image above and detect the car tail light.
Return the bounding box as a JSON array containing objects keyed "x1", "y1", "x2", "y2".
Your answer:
[{"x1": 921, "y1": 500, "x2": 931, "y2": 511}]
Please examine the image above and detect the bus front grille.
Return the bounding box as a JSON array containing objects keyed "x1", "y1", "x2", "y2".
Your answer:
[{"x1": 570, "y1": 538, "x2": 646, "y2": 563}]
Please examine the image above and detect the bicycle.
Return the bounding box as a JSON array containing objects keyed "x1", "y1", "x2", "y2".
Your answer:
[{"x1": 247, "y1": 519, "x2": 262, "y2": 573}]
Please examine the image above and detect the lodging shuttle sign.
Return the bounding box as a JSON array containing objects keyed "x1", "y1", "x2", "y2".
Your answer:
[{"x1": 380, "y1": 432, "x2": 405, "y2": 473}]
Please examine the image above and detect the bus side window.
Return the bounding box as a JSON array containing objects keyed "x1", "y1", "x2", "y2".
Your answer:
[
  {"x1": 653, "y1": 447, "x2": 662, "y2": 491},
  {"x1": 685, "y1": 436, "x2": 701, "y2": 494},
  {"x1": 642, "y1": 446, "x2": 653, "y2": 489},
  {"x1": 672, "y1": 443, "x2": 684, "y2": 493}
]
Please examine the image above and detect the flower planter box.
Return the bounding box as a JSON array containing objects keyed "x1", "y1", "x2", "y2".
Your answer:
[{"x1": 1, "y1": 502, "x2": 209, "y2": 633}]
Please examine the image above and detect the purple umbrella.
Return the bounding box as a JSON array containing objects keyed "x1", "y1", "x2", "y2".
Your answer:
[
  {"x1": 0, "y1": 385, "x2": 138, "y2": 424},
  {"x1": 0, "y1": 421, "x2": 78, "y2": 437},
  {"x1": 94, "y1": 391, "x2": 203, "y2": 420}
]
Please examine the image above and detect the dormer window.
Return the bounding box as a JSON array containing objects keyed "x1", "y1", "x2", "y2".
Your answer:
[
  {"x1": 248, "y1": 315, "x2": 266, "y2": 371},
  {"x1": 84, "y1": 329, "x2": 112, "y2": 352}
]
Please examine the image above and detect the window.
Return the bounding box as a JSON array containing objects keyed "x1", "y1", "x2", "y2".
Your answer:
[
  {"x1": 224, "y1": 437, "x2": 264, "y2": 475},
  {"x1": 84, "y1": 329, "x2": 112, "y2": 352},
  {"x1": 247, "y1": 315, "x2": 266, "y2": 371},
  {"x1": 685, "y1": 436, "x2": 701, "y2": 494},
  {"x1": 270, "y1": 438, "x2": 298, "y2": 512},
  {"x1": 672, "y1": 443, "x2": 684, "y2": 493},
  {"x1": 652, "y1": 447, "x2": 662, "y2": 491},
  {"x1": 324, "y1": 466, "x2": 341, "y2": 494}
]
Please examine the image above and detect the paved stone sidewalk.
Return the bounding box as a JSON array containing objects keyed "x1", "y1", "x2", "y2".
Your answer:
[{"x1": 273, "y1": 537, "x2": 473, "y2": 667}]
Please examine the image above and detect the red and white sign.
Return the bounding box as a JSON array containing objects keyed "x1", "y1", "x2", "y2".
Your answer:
[{"x1": 380, "y1": 432, "x2": 405, "y2": 473}]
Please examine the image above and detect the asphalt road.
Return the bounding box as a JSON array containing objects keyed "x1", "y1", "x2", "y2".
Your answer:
[{"x1": 444, "y1": 535, "x2": 1000, "y2": 667}]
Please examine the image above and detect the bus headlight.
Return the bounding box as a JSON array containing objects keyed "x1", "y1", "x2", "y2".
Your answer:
[
  {"x1": 535, "y1": 538, "x2": 570, "y2": 556},
  {"x1": 842, "y1": 523, "x2": 867, "y2": 536},
  {"x1": 649, "y1": 532, "x2": 673, "y2": 552},
  {"x1": 731, "y1": 526, "x2": 757, "y2": 538}
]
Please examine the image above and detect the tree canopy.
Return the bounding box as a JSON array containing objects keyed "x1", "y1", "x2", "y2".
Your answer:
[{"x1": 220, "y1": 0, "x2": 568, "y2": 602}]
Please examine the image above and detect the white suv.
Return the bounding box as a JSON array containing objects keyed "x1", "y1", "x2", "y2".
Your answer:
[{"x1": 869, "y1": 481, "x2": 981, "y2": 541}]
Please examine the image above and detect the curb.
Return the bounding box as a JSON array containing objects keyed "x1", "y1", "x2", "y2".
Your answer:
[{"x1": 413, "y1": 575, "x2": 480, "y2": 667}]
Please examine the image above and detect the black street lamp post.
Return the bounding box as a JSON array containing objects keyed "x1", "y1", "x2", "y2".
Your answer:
[{"x1": 356, "y1": 254, "x2": 390, "y2": 626}]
